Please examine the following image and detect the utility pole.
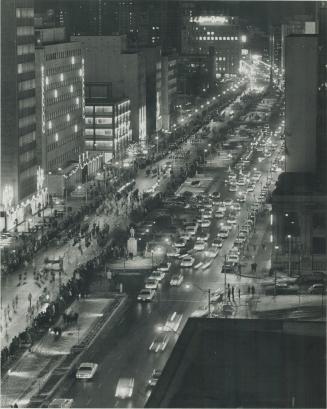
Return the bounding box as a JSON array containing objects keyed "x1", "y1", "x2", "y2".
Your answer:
[{"x1": 208, "y1": 289, "x2": 211, "y2": 317}]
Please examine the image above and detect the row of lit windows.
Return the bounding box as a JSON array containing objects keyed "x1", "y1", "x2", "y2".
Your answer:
[
  {"x1": 19, "y1": 150, "x2": 35, "y2": 164},
  {"x1": 45, "y1": 62, "x2": 81, "y2": 77},
  {"x1": 45, "y1": 90, "x2": 81, "y2": 107},
  {"x1": 46, "y1": 103, "x2": 81, "y2": 122},
  {"x1": 46, "y1": 74, "x2": 83, "y2": 92},
  {"x1": 48, "y1": 146, "x2": 80, "y2": 170},
  {"x1": 18, "y1": 78, "x2": 35, "y2": 92},
  {"x1": 19, "y1": 96, "x2": 35, "y2": 110},
  {"x1": 85, "y1": 106, "x2": 113, "y2": 114},
  {"x1": 46, "y1": 118, "x2": 80, "y2": 136},
  {"x1": 197, "y1": 36, "x2": 239, "y2": 41},
  {"x1": 17, "y1": 43, "x2": 35, "y2": 55},
  {"x1": 17, "y1": 61, "x2": 35, "y2": 74},
  {"x1": 85, "y1": 117, "x2": 113, "y2": 125},
  {"x1": 85, "y1": 128, "x2": 113, "y2": 137},
  {"x1": 17, "y1": 26, "x2": 34, "y2": 36},
  {"x1": 16, "y1": 8, "x2": 34, "y2": 18},
  {"x1": 45, "y1": 49, "x2": 82, "y2": 61},
  {"x1": 19, "y1": 114, "x2": 35, "y2": 129},
  {"x1": 47, "y1": 130, "x2": 82, "y2": 152},
  {"x1": 19, "y1": 131, "x2": 36, "y2": 147}
]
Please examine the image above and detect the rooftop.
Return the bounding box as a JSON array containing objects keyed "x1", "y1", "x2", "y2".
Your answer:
[{"x1": 272, "y1": 172, "x2": 327, "y2": 196}]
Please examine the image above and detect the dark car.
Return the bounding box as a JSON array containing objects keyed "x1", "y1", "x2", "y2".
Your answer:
[
  {"x1": 295, "y1": 274, "x2": 326, "y2": 287},
  {"x1": 221, "y1": 262, "x2": 235, "y2": 275}
]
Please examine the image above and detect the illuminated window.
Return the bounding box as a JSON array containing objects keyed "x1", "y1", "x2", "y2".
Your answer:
[
  {"x1": 66, "y1": 114, "x2": 70, "y2": 122},
  {"x1": 79, "y1": 69, "x2": 83, "y2": 76},
  {"x1": 241, "y1": 35, "x2": 246, "y2": 42},
  {"x1": 235, "y1": 36, "x2": 239, "y2": 40},
  {"x1": 54, "y1": 89, "x2": 58, "y2": 98},
  {"x1": 223, "y1": 37, "x2": 226, "y2": 40},
  {"x1": 71, "y1": 56, "x2": 75, "y2": 64},
  {"x1": 215, "y1": 37, "x2": 218, "y2": 40},
  {"x1": 75, "y1": 97, "x2": 79, "y2": 105},
  {"x1": 227, "y1": 37, "x2": 230, "y2": 40},
  {"x1": 48, "y1": 121, "x2": 52, "y2": 129},
  {"x1": 199, "y1": 36, "x2": 203, "y2": 40},
  {"x1": 60, "y1": 73, "x2": 64, "y2": 81},
  {"x1": 55, "y1": 133, "x2": 58, "y2": 142},
  {"x1": 70, "y1": 85, "x2": 74, "y2": 93},
  {"x1": 45, "y1": 77, "x2": 49, "y2": 85},
  {"x1": 219, "y1": 37, "x2": 222, "y2": 40},
  {"x1": 74, "y1": 125, "x2": 78, "y2": 132}
]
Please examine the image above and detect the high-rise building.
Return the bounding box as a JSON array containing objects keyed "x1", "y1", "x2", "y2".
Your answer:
[
  {"x1": 284, "y1": 35, "x2": 318, "y2": 173},
  {"x1": 85, "y1": 83, "x2": 131, "y2": 161},
  {"x1": 1, "y1": 0, "x2": 38, "y2": 205},
  {"x1": 34, "y1": 27, "x2": 85, "y2": 175},
  {"x1": 161, "y1": 53, "x2": 177, "y2": 130},
  {"x1": 72, "y1": 35, "x2": 146, "y2": 144}
]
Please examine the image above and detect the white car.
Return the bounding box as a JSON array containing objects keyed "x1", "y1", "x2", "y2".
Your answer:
[
  {"x1": 247, "y1": 185, "x2": 255, "y2": 192},
  {"x1": 218, "y1": 204, "x2": 227, "y2": 212},
  {"x1": 218, "y1": 229, "x2": 229, "y2": 239},
  {"x1": 167, "y1": 248, "x2": 180, "y2": 258},
  {"x1": 196, "y1": 233, "x2": 210, "y2": 242},
  {"x1": 215, "y1": 211, "x2": 224, "y2": 219},
  {"x1": 227, "y1": 216, "x2": 237, "y2": 226},
  {"x1": 205, "y1": 247, "x2": 219, "y2": 258},
  {"x1": 174, "y1": 239, "x2": 186, "y2": 248},
  {"x1": 212, "y1": 238, "x2": 223, "y2": 248},
  {"x1": 224, "y1": 199, "x2": 233, "y2": 207},
  {"x1": 137, "y1": 288, "x2": 156, "y2": 302},
  {"x1": 201, "y1": 220, "x2": 211, "y2": 228},
  {"x1": 149, "y1": 334, "x2": 170, "y2": 352},
  {"x1": 232, "y1": 203, "x2": 241, "y2": 212},
  {"x1": 163, "y1": 312, "x2": 183, "y2": 332},
  {"x1": 226, "y1": 254, "x2": 239, "y2": 264},
  {"x1": 145, "y1": 278, "x2": 159, "y2": 290},
  {"x1": 158, "y1": 262, "x2": 171, "y2": 272},
  {"x1": 149, "y1": 270, "x2": 166, "y2": 282},
  {"x1": 148, "y1": 369, "x2": 162, "y2": 387},
  {"x1": 194, "y1": 240, "x2": 206, "y2": 251},
  {"x1": 170, "y1": 273, "x2": 184, "y2": 286},
  {"x1": 48, "y1": 399, "x2": 74, "y2": 408},
  {"x1": 229, "y1": 184, "x2": 237, "y2": 192},
  {"x1": 115, "y1": 378, "x2": 135, "y2": 399},
  {"x1": 180, "y1": 256, "x2": 195, "y2": 267},
  {"x1": 76, "y1": 363, "x2": 98, "y2": 379}
]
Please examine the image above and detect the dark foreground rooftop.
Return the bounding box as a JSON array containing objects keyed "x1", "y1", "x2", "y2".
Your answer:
[{"x1": 146, "y1": 318, "x2": 326, "y2": 408}]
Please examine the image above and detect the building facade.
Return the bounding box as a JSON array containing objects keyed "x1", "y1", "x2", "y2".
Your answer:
[
  {"x1": 35, "y1": 27, "x2": 84, "y2": 174},
  {"x1": 161, "y1": 54, "x2": 177, "y2": 130},
  {"x1": 71, "y1": 35, "x2": 146, "y2": 144},
  {"x1": 284, "y1": 34, "x2": 318, "y2": 173},
  {"x1": 85, "y1": 83, "x2": 131, "y2": 161},
  {"x1": 181, "y1": 15, "x2": 242, "y2": 77},
  {"x1": 1, "y1": 0, "x2": 38, "y2": 205}
]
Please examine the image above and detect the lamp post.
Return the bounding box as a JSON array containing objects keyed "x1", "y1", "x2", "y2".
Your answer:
[
  {"x1": 203, "y1": 149, "x2": 208, "y2": 164},
  {"x1": 155, "y1": 135, "x2": 159, "y2": 154},
  {"x1": 287, "y1": 234, "x2": 292, "y2": 276}
]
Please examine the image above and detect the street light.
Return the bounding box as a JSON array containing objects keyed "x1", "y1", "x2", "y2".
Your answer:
[
  {"x1": 185, "y1": 283, "x2": 212, "y2": 316},
  {"x1": 155, "y1": 135, "x2": 159, "y2": 154},
  {"x1": 287, "y1": 234, "x2": 292, "y2": 276}
]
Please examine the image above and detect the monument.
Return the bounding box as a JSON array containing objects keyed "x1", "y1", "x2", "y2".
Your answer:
[{"x1": 127, "y1": 227, "x2": 137, "y2": 256}]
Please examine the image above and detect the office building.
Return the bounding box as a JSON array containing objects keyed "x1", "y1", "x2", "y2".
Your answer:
[
  {"x1": 161, "y1": 54, "x2": 177, "y2": 130},
  {"x1": 85, "y1": 83, "x2": 131, "y2": 161},
  {"x1": 35, "y1": 27, "x2": 84, "y2": 174},
  {"x1": 71, "y1": 35, "x2": 146, "y2": 144},
  {"x1": 1, "y1": 0, "x2": 38, "y2": 206},
  {"x1": 284, "y1": 35, "x2": 318, "y2": 173}
]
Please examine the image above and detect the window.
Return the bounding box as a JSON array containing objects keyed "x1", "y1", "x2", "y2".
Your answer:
[
  {"x1": 17, "y1": 44, "x2": 35, "y2": 55},
  {"x1": 95, "y1": 106, "x2": 112, "y2": 114},
  {"x1": 17, "y1": 26, "x2": 34, "y2": 36},
  {"x1": 312, "y1": 237, "x2": 326, "y2": 254},
  {"x1": 18, "y1": 79, "x2": 35, "y2": 92},
  {"x1": 19, "y1": 97, "x2": 35, "y2": 110},
  {"x1": 17, "y1": 62, "x2": 35, "y2": 74},
  {"x1": 19, "y1": 131, "x2": 36, "y2": 147},
  {"x1": 16, "y1": 8, "x2": 34, "y2": 18},
  {"x1": 95, "y1": 117, "x2": 112, "y2": 125}
]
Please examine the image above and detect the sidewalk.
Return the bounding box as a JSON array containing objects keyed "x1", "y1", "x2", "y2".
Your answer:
[{"x1": 1, "y1": 295, "x2": 119, "y2": 408}]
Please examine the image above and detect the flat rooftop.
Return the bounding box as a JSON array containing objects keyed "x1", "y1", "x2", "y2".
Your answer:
[{"x1": 147, "y1": 318, "x2": 326, "y2": 408}]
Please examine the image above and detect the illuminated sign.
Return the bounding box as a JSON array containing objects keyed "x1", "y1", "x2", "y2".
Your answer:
[
  {"x1": 241, "y1": 35, "x2": 247, "y2": 43},
  {"x1": 190, "y1": 16, "x2": 228, "y2": 25},
  {"x1": 2, "y1": 185, "x2": 14, "y2": 209}
]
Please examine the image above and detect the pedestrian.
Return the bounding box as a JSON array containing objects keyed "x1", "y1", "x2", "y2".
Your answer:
[
  {"x1": 15, "y1": 294, "x2": 19, "y2": 307},
  {"x1": 232, "y1": 286, "x2": 235, "y2": 301},
  {"x1": 238, "y1": 288, "x2": 241, "y2": 299},
  {"x1": 227, "y1": 288, "x2": 231, "y2": 301},
  {"x1": 262, "y1": 242, "x2": 266, "y2": 251},
  {"x1": 251, "y1": 263, "x2": 255, "y2": 274},
  {"x1": 251, "y1": 285, "x2": 255, "y2": 295},
  {"x1": 253, "y1": 262, "x2": 257, "y2": 273},
  {"x1": 247, "y1": 286, "x2": 251, "y2": 295}
]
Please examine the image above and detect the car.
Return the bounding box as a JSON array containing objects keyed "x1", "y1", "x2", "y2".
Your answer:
[
  {"x1": 167, "y1": 248, "x2": 180, "y2": 258},
  {"x1": 201, "y1": 220, "x2": 211, "y2": 228},
  {"x1": 149, "y1": 334, "x2": 170, "y2": 352},
  {"x1": 226, "y1": 254, "x2": 239, "y2": 264},
  {"x1": 205, "y1": 247, "x2": 219, "y2": 258},
  {"x1": 232, "y1": 203, "x2": 241, "y2": 212},
  {"x1": 218, "y1": 203, "x2": 227, "y2": 212},
  {"x1": 149, "y1": 270, "x2": 166, "y2": 282},
  {"x1": 237, "y1": 194, "x2": 246, "y2": 203},
  {"x1": 227, "y1": 216, "x2": 237, "y2": 226},
  {"x1": 308, "y1": 283, "x2": 325, "y2": 294},
  {"x1": 229, "y1": 184, "x2": 237, "y2": 192},
  {"x1": 212, "y1": 238, "x2": 223, "y2": 248},
  {"x1": 236, "y1": 179, "x2": 246, "y2": 186},
  {"x1": 221, "y1": 262, "x2": 235, "y2": 274},
  {"x1": 137, "y1": 288, "x2": 156, "y2": 302},
  {"x1": 210, "y1": 191, "x2": 221, "y2": 199},
  {"x1": 196, "y1": 232, "x2": 210, "y2": 242},
  {"x1": 180, "y1": 256, "x2": 195, "y2": 267},
  {"x1": 215, "y1": 211, "x2": 225, "y2": 219},
  {"x1": 148, "y1": 369, "x2": 162, "y2": 387},
  {"x1": 194, "y1": 240, "x2": 206, "y2": 251},
  {"x1": 115, "y1": 378, "x2": 135, "y2": 399},
  {"x1": 224, "y1": 199, "x2": 233, "y2": 207},
  {"x1": 234, "y1": 237, "x2": 245, "y2": 247},
  {"x1": 158, "y1": 262, "x2": 171, "y2": 272},
  {"x1": 163, "y1": 312, "x2": 183, "y2": 332},
  {"x1": 170, "y1": 273, "x2": 184, "y2": 286},
  {"x1": 218, "y1": 228, "x2": 229, "y2": 239},
  {"x1": 247, "y1": 185, "x2": 255, "y2": 192},
  {"x1": 48, "y1": 399, "x2": 74, "y2": 408},
  {"x1": 174, "y1": 238, "x2": 186, "y2": 248},
  {"x1": 145, "y1": 278, "x2": 159, "y2": 290},
  {"x1": 202, "y1": 212, "x2": 213, "y2": 220},
  {"x1": 76, "y1": 363, "x2": 98, "y2": 379}
]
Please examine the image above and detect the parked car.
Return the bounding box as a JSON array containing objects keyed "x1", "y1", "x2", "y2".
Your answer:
[
  {"x1": 148, "y1": 369, "x2": 162, "y2": 387},
  {"x1": 149, "y1": 270, "x2": 166, "y2": 282},
  {"x1": 181, "y1": 256, "x2": 195, "y2": 267},
  {"x1": 170, "y1": 273, "x2": 184, "y2": 286},
  {"x1": 308, "y1": 283, "x2": 325, "y2": 294},
  {"x1": 145, "y1": 278, "x2": 159, "y2": 290}
]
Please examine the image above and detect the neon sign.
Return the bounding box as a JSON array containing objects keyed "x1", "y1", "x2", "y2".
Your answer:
[{"x1": 190, "y1": 16, "x2": 228, "y2": 25}]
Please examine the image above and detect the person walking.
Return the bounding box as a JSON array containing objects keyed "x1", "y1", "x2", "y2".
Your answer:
[
  {"x1": 251, "y1": 285, "x2": 255, "y2": 296},
  {"x1": 247, "y1": 286, "x2": 251, "y2": 295},
  {"x1": 227, "y1": 287, "x2": 231, "y2": 301},
  {"x1": 231, "y1": 286, "x2": 235, "y2": 301},
  {"x1": 238, "y1": 288, "x2": 241, "y2": 300}
]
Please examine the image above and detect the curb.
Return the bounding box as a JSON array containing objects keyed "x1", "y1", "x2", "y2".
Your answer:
[{"x1": 28, "y1": 294, "x2": 129, "y2": 408}]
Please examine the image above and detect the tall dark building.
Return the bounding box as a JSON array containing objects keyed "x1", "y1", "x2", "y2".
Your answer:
[{"x1": 1, "y1": 0, "x2": 38, "y2": 205}]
